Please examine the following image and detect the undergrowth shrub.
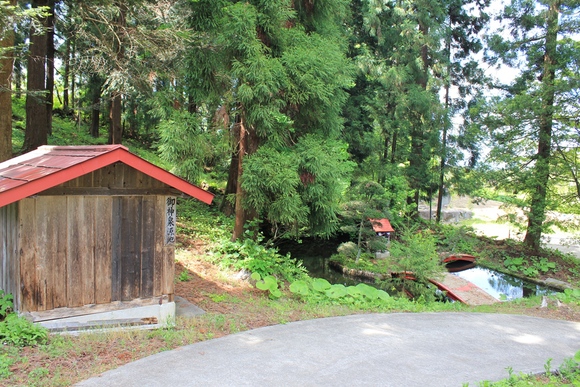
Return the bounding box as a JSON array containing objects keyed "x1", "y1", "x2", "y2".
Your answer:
[
  {"x1": 436, "y1": 224, "x2": 481, "y2": 254},
  {"x1": 214, "y1": 228, "x2": 308, "y2": 282},
  {"x1": 0, "y1": 291, "x2": 47, "y2": 347}
]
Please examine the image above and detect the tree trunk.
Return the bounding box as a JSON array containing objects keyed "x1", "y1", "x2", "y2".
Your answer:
[
  {"x1": 0, "y1": 0, "x2": 17, "y2": 162},
  {"x1": 63, "y1": 34, "x2": 71, "y2": 114},
  {"x1": 437, "y1": 42, "x2": 452, "y2": 224},
  {"x1": 231, "y1": 111, "x2": 259, "y2": 241},
  {"x1": 45, "y1": 0, "x2": 55, "y2": 135},
  {"x1": 108, "y1": 2, "x2": 126, "y2": 144},
  {"x1": 523, "y1": 1, "x2": 559, "y2": 252},
  {"x1": 407, "y1": 21, "x2": 430, "y2": 216},
  {"x1": 23, "y1": 0, "x2": 50, "y2": 153},
  {"x1": 108, "y1": 91, "x2": 123, "y2": 144},
  {"x1": 232, "y1": 115, "x2": 247, "y2": 241},
  {"x1": 90, "y1": 76, "x2": 102, "y2": 138},
  {"x1": 221, "y1": 119, "x2": 240, "y2": 216}
]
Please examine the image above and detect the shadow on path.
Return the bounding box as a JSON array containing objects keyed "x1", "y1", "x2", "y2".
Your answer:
[{"x1": 77, "y1": 313, "x2": 580, "y2": 387}]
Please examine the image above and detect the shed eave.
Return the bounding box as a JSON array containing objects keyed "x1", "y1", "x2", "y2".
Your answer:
[{"x1": 0, "y1": 146, "x2": 214, "y2": 208}]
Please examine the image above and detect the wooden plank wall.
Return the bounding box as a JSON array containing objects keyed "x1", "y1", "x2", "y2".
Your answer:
[
  {"x1": 0, "y1": 203, "x2": 19, "y2": 308},
  {"x1": 19, "y1": 194, "x2": 171, "y2": 312}
]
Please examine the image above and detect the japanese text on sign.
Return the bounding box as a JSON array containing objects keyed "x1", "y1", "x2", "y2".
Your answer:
[{"x1": 165, "y1": 196, "x2": 176, "y2": 245}]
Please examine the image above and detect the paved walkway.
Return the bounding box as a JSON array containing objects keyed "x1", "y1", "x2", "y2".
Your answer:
[{"x1": 76, "y1": 313, "x2": 580, "y2": 387}]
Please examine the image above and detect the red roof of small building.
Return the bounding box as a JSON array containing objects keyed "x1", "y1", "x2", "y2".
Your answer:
[
  {"x1": 0, "y1": 145, "x2": 214, "y2": 208},
  {"x1": 370, "y1": 218, "x2": 394, "y2": 233}
]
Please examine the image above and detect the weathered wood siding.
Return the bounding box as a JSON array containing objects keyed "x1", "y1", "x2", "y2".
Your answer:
[
  {"x1": 40, "y1": 163, "x2": 174, "y2": 195},
  {"x1": 0, "y1": 203, "x2": 19, "y2": 308},
  {"x1": 17, "y1": 164, "x2": 176, "y2": 312}
]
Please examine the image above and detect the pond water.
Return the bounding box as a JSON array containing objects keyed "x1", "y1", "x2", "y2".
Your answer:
[
  {"x1": 452, "y1": 266, "x2": 556, "y2": 301},
  {"x1": 298, "y1": 255, "x2": 557, "y2": 301},
  {"x1": 278, "y1": 238, "x2": 558, "y2": 301}
]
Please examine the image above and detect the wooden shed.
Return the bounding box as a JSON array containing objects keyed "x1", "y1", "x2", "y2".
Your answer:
[{"x1": 0, "y1": 145, "x2": 213, "y2": 329}]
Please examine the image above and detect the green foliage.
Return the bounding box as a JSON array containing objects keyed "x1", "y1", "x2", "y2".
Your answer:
[
  {"x1": 178, "y1": 270, "x2": 191, "y2": 282},
  {"x1": 503, "y1": 256, "x2": 557, "y2": 278},
  {"x1": 557, "y1": 288, "x2": 580, "y2": 306},
  {"x1": 289, "y1": 278, "x2": 395, "y2": 308},
  {"x1": 474, "y1": 350, "x2": 580, "y2": 386},
  {"x1": 243, "y1": 136, "x2": 354, "y2": 238},
  {"x1": 0, "y1": 314, "x2": 48, "y2": 347},
  {"x1": 0, "y1": 291, "x2": 47, "y2": 347},
  {"x1": 0, "y1": 291, "x2": 13, "y2": 319},
  {"x1": 215, "y1": 230, "x2": 308, "y2": 283},
  {"x1": 436, "y1": 225, "x2": 481, "y2": 255},
  {"x1": 0, "y1": 350, "x2": 18, "y2": 379},
  {"x1": 389, "y1": 228, "x2": 445, "y2": 301},
  {"x1": 158, "y1": 111, "x2": 226, "y2": 184},
  {"x1": 251, "y1": 272, "x2": 282, "y2": 299}
]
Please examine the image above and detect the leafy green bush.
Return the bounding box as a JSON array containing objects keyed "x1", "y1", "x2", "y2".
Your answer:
[
  {"x1": 436, "y1": 224, "x2": 481, "y2": 254},
  {"x1": 388, "y1": 229, "x2": 445, "y2": 302},
  {"x1": 215, "y1": 231, "x2": 308, "y2": 282},
  {"x1": 0, "y1": 292, "x2": 47, "y2": 347}
]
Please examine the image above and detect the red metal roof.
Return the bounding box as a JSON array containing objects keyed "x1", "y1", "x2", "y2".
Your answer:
[
  {"x1": 370, "y1": 218, "x2": 394, "y2": 233},
  {"x1": 0, "y1": 145, "x2": 214, "y2": 207}
]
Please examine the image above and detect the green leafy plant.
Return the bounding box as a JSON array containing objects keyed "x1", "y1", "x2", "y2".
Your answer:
[
  {"x1": 504, "y1": 256, "x2": 557, "y2": 278},
  {"x1": 207, "y1": 293, "x2": 227, "y2": 303},
  {"x1": 289, "y1": 278, "x2": 393, "y2": 308},
  {"x1": 504, "y1": 257, "x2": 525, "y2": 272},
  {"x1": 251, "y1": 272, "x2": 282, "y2": 299},
  {"x1": 533, "y1": 257, "x2": 556, "y2": 273},
  {"x1": 0, "y1": 314, "x2": 48, "y2": 347},
  {"x1": 0, "y1": 291, "x2": 13, "y2": 319},
  {"x1": 215, "y1": 229, "x2": 308, "y2": 282},
  {"x1": 178, "y1": 269, "x2": 191, "y2": 282},
  {"x1": 0, "y1": 292, "x2": 48, "y2": 347}
]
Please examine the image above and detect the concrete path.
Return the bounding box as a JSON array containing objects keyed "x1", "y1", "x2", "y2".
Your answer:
[{"x1": 76, "y1": 313, "x2": 580, "y2": 387}]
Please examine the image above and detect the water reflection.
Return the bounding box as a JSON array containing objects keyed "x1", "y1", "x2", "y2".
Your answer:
[
  {"x1": 452, "y1": 266, "x2": 555, "y2": 300},
  {"x1": 300, "y1": 256, "x2": 556, "y2": 301}
]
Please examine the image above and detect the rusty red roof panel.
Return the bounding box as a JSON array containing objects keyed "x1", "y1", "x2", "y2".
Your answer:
[
  {"x1": 0, "y1": 145, "x2": 214, "y2": 207},
  {"x1": 370, "y1": 218, "x2": 395, "y2": 233}
]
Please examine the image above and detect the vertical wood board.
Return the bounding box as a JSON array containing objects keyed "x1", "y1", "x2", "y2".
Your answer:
[
  {"x1": 66, "y1": 197, "x2": 84, "y2": 307},
  {"x1": 19, "y1": 199, "x2": 37, "y2": 312},
  {"x1": 111, "y1": 197, "x2": 122, "y2": 301},
  {"x1": 81, "y1": 197, "x2": 96, "y2": 305},
  {"x1": 120, "y1": 196, "x2": 142, "y2": 301},
  {"x1": 140, "y1": 197, "x2": 155, "y2": 298},
  {"x1": 95, "y1": 196, "x2": 113, "y2": 304}
]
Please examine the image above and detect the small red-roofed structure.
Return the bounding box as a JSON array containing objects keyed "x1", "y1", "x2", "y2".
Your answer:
[
  {"x1": 0, "y1": 145, "x2": 213, "y2": 328},
  {"x1": 370, "y1": 218, "x2": 394, "y2": 234}
]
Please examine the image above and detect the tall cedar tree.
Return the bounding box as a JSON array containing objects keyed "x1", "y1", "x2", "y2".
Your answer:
[
  {"x1": 344, "y1": 0, "x2": 446, "y2": 217},
  {"x1": 173, "y1": 0, "x2": 353, "y2": 241},
  {"x1": 23, "y1": 0, "x2": 51, "y2": 153},
  {"x1": 482, "y1": 0, "x2": 579, "y2": 252},
  {"x1": 0, "y1": 0, "x2": 17, "y2": 162}
]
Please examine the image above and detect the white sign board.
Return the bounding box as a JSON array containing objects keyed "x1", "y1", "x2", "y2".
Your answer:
[{"x1": 165, "y1": 196, "x2": 176, "y2": 245}]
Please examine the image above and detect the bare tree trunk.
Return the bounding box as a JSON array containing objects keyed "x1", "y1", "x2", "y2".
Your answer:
[
  {"x1": 90, "y1": 79, "x2": 102, "y2": 138},
  {"x1": 23, "y1": 0, "x2": 49, "y2": 153},
  {"x1": 436, "y1": 44, "x2": 451, "y2": 223},
  {"x1": 221, "y1": 120, "x2": 240, "y2": 216},
  {"x1": 0, "y1": 0, "x2": 17, "y2": 162},
  {"x1": 63, "y1": 36, "x2": 70, "y2": 113},
  {"x1": 45, "y1": 0, "x2": 55, "y2": 135},
  {"x1": 232, "y1": 115, "x2": 247, "y2": 241},
  {"x1": 108, "y1": 91, "x2": 123, "y2": 143}
]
